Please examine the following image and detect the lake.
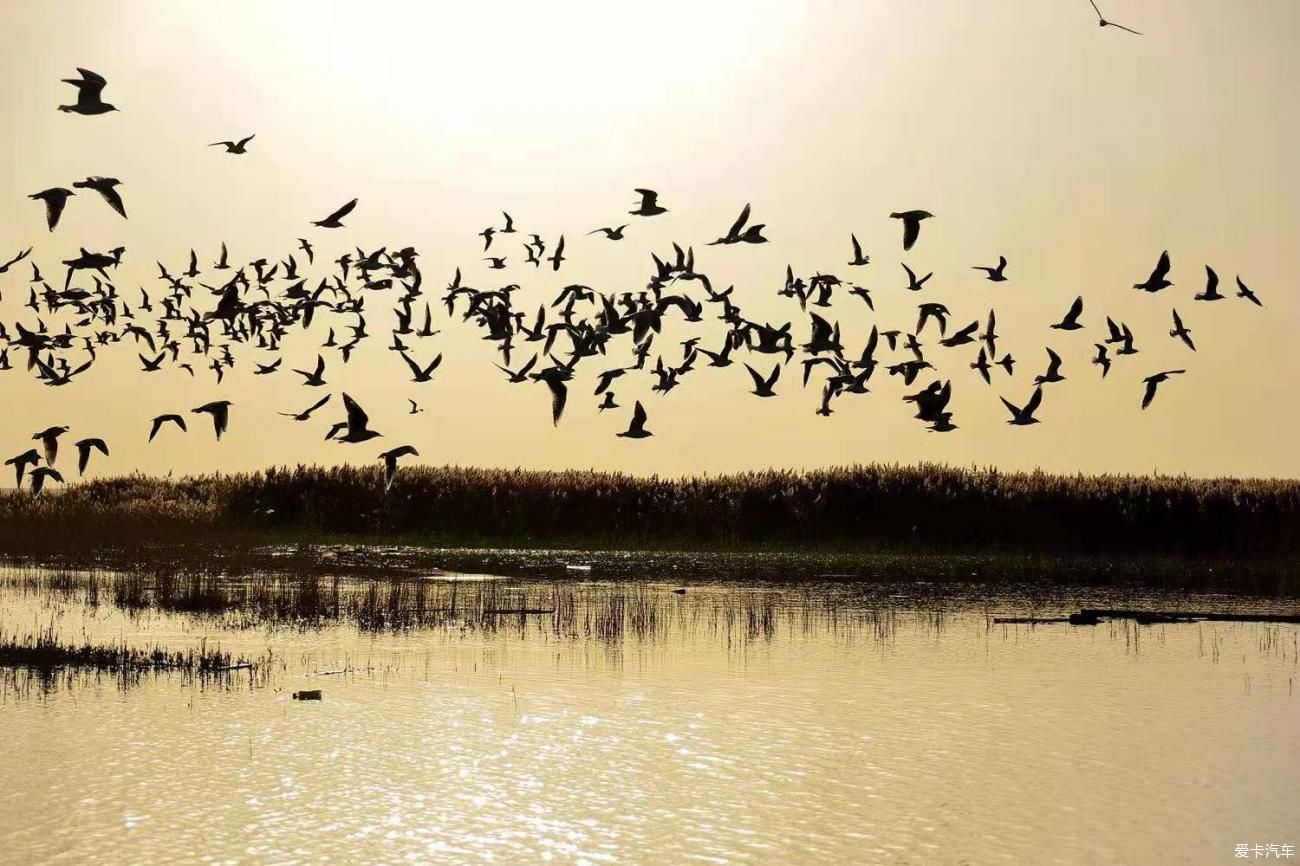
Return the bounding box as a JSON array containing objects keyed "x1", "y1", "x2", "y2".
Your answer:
[{"x1": 1, "y1": 560, "x2": 1297, "y2": 865}]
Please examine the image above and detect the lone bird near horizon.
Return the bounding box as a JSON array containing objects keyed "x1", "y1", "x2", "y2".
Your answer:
[
  {"x1": 210, "y1": 134, "x2": 255, "y2": 154},
  {"x1": 59, "y1": 68, "x2": 117, "y2": 115},
  {"x1": 1141, "y1": 370, "x2": 1185, "y2": 409},
  {"x1": 890, "y1": 210, "x2": 932, "y2": 251},
  {"x1": 311, "y1": 198, "x2": 357, "y2": 229}
]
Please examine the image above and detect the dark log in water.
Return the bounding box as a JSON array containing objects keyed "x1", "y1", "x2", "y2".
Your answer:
[
  {"x1": 292, "y1": 689, "x2": 323, "y2": 700},
  {"x1": 993, "y1": 609, "x2": 1300, "y2": 626}
]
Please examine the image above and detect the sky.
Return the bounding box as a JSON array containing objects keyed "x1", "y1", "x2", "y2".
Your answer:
[{"x1": 0, "y1": 0, "x2": 1297, "y2": 483}]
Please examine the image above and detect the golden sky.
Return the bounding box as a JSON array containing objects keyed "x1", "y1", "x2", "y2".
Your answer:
[{"x1": 0, "y1": 0, "x2": 1296, "y2": 481}]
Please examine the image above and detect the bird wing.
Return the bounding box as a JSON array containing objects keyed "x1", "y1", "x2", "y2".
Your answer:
[
  {"x1": 1204, "y1": 265, "x2": 1219, "y2": 294},
  {"x1": 546, "y1": 378, "x2": 567, "y2": 426},
  {"x1": 41, "y1": 193, "x2": 68, "y2": 231},
  {"x1": 902, "y1": 262, "x2": 917, "y2": 285},
  {"x1": 342, "y1": 393, "x2": 369, "y2": 431},
  {"x1": 1066, "y1": 295, "x2": 1083, "y2": 322},
  {"x1": 744, "y1": 364, "x2": 767, "y2": 391},
  {"x1": 237, "y1": 134, "x2": 256, "y2": 148},
  {"x1": 631, "y1": 401, "x2": 647, "y2": 430},
  {"x1": 324, "y1": 198, "x2": 358, "y2": 223},
  {"x1": 764, "y1": 364, "x2": 781, "y2": 390},
  {"x1": 901, "y1": 217, "x2": 920, "y2": 251},
  {"x1": 1153, "y1": 250, "x2": 1171, "y2": 279},
  {"x1": 1046, "y1": 347, "x2": 1062, "y2": 372},
  {"x1": 304, "y1": 393, "x2": 331, "y2": 416},
  {"x1": 95, "y1": 184, "x2": 128, "y2": 218},
  {"x1": 1025, "y1": 387, "x2": 1043, "y2": 415},
  {"x1": 398, "y1": 350, "x2": 423, "y2": 378},
  {"x1": 999, "y1": 396, "x2": 1021, "y2": 419},
  {"x1": 1141, "y1": 378, "x2": 1159, "y2": 409},
  {"x1": 726, "y1": 203, "x2": 751, "y2": 239}
]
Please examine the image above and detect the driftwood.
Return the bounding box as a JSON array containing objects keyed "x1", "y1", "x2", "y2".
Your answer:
[{"x1": 292, "y1": 689, "x2": 322, "y2": 701}]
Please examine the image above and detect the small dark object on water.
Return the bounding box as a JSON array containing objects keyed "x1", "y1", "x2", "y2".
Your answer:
[
  {"x1": 293, "y1": 689, "x2": 322, "y2": 701},
  {"x1": 991, "y1": 609, "x2": 1300, "y2": 627},
  {"x1": 672, "y1": 588, "x2": 686, "y2": 595}
]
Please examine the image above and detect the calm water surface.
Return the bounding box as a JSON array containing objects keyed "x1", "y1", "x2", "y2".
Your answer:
[{"x1": 0, "y1": 564, "x2": 1297, "y2": 865}]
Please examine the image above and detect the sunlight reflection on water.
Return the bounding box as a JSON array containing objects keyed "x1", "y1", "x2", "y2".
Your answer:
[{"x1": 0, "y1": 566, "x2": 1296, "y2": 864}]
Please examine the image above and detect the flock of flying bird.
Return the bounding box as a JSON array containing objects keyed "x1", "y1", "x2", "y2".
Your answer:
[{"x1": 1, "y1": 35, "x2": 1269, "y2": 494}]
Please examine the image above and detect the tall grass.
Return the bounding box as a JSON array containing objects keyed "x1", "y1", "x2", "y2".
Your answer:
[{"x1": 1, "y1": 463, "x2": 1298, "y2": 558}]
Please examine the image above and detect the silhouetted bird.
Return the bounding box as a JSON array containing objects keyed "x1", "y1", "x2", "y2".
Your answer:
[
  {"x1": 1141, "y1": 370, "x2": 1184, "y2": 409},
  {"x1": 311, "y1": 198, "x2": 357, "y2": 229},
  {"x1": 326, "y1": 394, "x2": 382, "y2": 443},
  {"x1": 1034, "y1": 348, "x2": 1066, "y2": 384},
  {"x1": 630, "y1": 189, "x2": 667, "y2": 216},
  {"x1": 379, "y1": 445, "x2": 419, "y2": 491},
  {"x1": 33, "y1": 426, "x2": 69, "y2": 466},
  {"x1": 973, "y1": 256, "x2": 1008, "y2": 282},
  {"x1": 1087, "y1": 0, "x2": 1142, "y2": 35},
  {"x1": 192, "y1": 401, "x2": 232, "y2": 440},
  {"x1": 1001, "y1": 387, "x2": 1044, "y2": 425},
  {"x1": 69, "y1": 177, "x2": 128, "y2": 220},
  {"x1": 589, "y1": 225, "x2": 628, "y2": 240},
  {"x1": 399, "y1": 350, "x2": 443, "y2": 382},
  {"x1": 1051, "y1": 295, "x2": 1085, "y2": 330},
  {"x1": 30, "y1": 188, "x2": 75, "y2": 231},
  {"x1": 74, "y1": 438, "x2": 108, "y2": 476},
  {"x1": 1092, "y1": 343, "x2": 1112, "y2": 378},
  {"x1": 617, "y1": 401, "x2": 652, "y2": 438},
  {"x1": 279, "y1": 394, "x2": 331, "y2": 422},
  {"x1": 149, "y1": 414, "x2": 186, "y2": 441},
  {"x1": 902, "y1": 263, "x2": 932, "y2": 292},
  {"x1": 709, "y1": 204, "x2": 768, "y2": 245},
  {"x1": 1194, "y1": 265, "x2": 1225, "y2": 301},
  {"x1": 847, "y1": 234, "x2": 869, "y2": 266},
  {"x1": 4, "y1": 450, "x2": 41, "y2": 487},
  {"x1": 29, "y1": 467, "x2": 64, "y2": 496},
  {"x1": 210, "y1": 134, "x2": 255, "y2": 154},
  {"x1": 1169, "y1": 309, "x2": 1195, "y2": 350},
  {"x1": 890, "y1": 210, "x2": 933, "y2": 251},
  {"x1": 59, "y1": 68, "x2": 117, "y2": 115},
  {"x1": 1235, "y1": 276, "x2": 1263, "y2": 307},
  {"x1": 745, "y1": 363, "x2": 781, "y2": 397},
  {"x1": 293, "y1": 354, "x2": 327, "y2": 386},
  {"x1": 1134, "y1": 250, "x2": 1172, "y2": 292},
  {"x1": 0, "y1": 247, "x2": 32, "y2": 275}
]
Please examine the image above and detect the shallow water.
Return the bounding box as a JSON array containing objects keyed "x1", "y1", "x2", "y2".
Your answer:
[{"x1": 1, "y1": 566, "x2": 1297, "y2": 865}]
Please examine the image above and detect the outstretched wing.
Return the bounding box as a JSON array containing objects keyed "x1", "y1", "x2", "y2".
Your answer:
[
  {"x1": 1025, "y1": 386, "x2": 1043, "y2": 415},
  {"x1": 323, "y1": 198, "x2": 358, "y2": 223},
  {"x1": 342, "y1": 393, "x2": 369, "y2": 430},
  {"x1": 546, "y1": 378, "x2": 567, "y2": 426},
  {"x1": 726, "y1": 203, "x2": 751, "y2": 239}
]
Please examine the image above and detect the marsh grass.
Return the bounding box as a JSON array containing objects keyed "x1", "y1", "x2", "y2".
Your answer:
[{"x1": 2, "y1": 462, "x2": 1299, "y2": 559}]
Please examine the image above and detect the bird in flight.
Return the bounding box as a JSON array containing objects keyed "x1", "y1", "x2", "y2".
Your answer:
[
  {"x1": 1235, "y1": 276, "x2": 1263, "y2": 307},
  {"x1": 33, "y1": 426, "x2": 69, "y2": 466},
  {"x1": 58, "y1": 68, "x2": 117, "y2": 115},
  {"x1": 709, "y1": 204, "x2": 768, "y2": 245},
  {"x1": 1141, "y1": 370, "x2": 1185, "y2": 410},
  {"x1": 1195, "y1": 265, "x2": 1225, "y2": 301},
  {"x1": 1050, "y1": 296, "x2": 1085, "y2": 331},
  {"x1": 149, "y1": 414, "x2": 187, "y2": 442},
  {"x1": 589, "y1": 225, "x2": 628, "y2": 240},
  {"x1": 311, "y1": 198, "x2": 358, "y2": 229},
  {"x1": 193, "y1": 402, "x2": 232, "y2": 440},
  {"x1": 210, "y1": 134, "x2": 256, "y2": 154},
  {"x1": 293, "y1": 354, "x2": 327, "y2": 387},
  {"x1": 326, "y1": 394, "x2": 382, "y2": 443},
  {"x1": 1134, "y1": 250, "x2": 1172, "y2": 292},
  {"x1": 1169, "y1": 309, "x2": 1196, "y2": 351},
  {"x1": 1001, "y1": 387, "x2": 1044, "y2": 426},
  {"x1": 4, "y1": 450, "x2": 42, "y2": 488},
  {"x1": 279, "y1": 394, "x2": 332, "y2": 422},
  {"x1": 972, "y1": 256, "x2": 1008, "y2": 282},
  {"x1": 399, "y1": 349, "x2": 443, "y2": 383},
  {"x1": 0, "y1": 247, "x2": 32, "y2": 275},
  {"x1": 745, "y1": 363, "x2": 781, "y2": 398},
  {"x1": 1034, "y1": 348, "x2": 1066, "y2": 384},
  {"x1": 29, "y1": 467, "x2": 64, "y2": 496},
  {"x1": 630, "y1": 189, "x2": 667, "y2": 217},
  {"x1": 902, "y1": 263, "x2": 933, "y2": 292},
  {"x1": 889, "y1": 210, "x2": 933, "y2": 251},
  {"x1": 74, "y1": 438, "x2": 109, "y2": 476},
  {"x1": 30, "y1": 188, "x2": 75, "y2": 231},
  {"x1": 617, "y1": 401, "x2": 653, "y2": 439},
  {"x1": 1092, "y1": 344, "x2": 1112, "y2": 378},
  {"x1": 379, "y1": 445, "x2": 419, "y2": 491},
  {"x1": 1087, "y1": 0, "x2": 1143, "y2": 35},
  {"x1": 847, "y1": 234, "x2": 870, "y2": 267},
  {"x1": 71, "y1": 176, "x2": 127, "y2": 219}
]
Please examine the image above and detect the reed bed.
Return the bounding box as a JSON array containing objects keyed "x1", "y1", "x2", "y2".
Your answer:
[{"x1": 1, "y1": 462, "x2": 1298, "y2": 558}]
